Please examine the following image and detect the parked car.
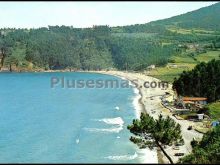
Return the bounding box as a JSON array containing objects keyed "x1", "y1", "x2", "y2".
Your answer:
[
  {"x1": 187, "y1": 126, "x2": 193, "y2": 130},
  {"x1": 174, "y1": 153, "x2": 184, "y2": 156}
]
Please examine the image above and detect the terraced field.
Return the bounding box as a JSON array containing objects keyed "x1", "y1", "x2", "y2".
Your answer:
[{"x1": 148, "y1": 50, "x2": 220, "y2": 83}]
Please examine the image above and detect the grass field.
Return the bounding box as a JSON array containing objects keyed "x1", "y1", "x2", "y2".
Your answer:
[
  {"x1": 167, "y1": 26, "x2": 218, "y2": 35},
  {"x1": 196, "y1": 51, "x2": 220, "y2": 62},
  {"x1": 171, "y1": 55, "x2": 198, "y2": 64},
  {"x1": 148, "y1": 50, "x2": 220, "y2": 83},
  {"x1": 207, "y1": 102, "x2": 220, "y2": 120},
  {"x1": 148, "y1": 63, "x2": 195, "y2": 83}
]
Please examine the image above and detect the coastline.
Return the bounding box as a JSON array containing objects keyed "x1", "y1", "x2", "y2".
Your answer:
[
  {"x1": 85, "y1": 70, "x2": 171, "y2": 163},
  {"x1": 86, "y1": 70, "x2": 204, "y2": 164},
  {"x1": 1, "y1": 70, "x2": 203, "y2": 163},
  {"x1": 0, "y1": 69, "x2": 162, "y2": 163}
]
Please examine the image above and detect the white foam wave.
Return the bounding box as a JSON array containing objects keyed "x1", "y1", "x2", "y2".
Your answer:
[
  {"x1": 87, "y1": 117, "x2": 124, "y2": 133},
  {"x1": 133, "y1": 87, "x2": 140, "y2": 94},
  {"x1": 128, "y1": 80, "x2": 135, "y2": 88},
  {"x1": 132, "y1": 88, "x2": 142, "y2": 119},
  {"x1": 104, "y1": 152, "x2": 138, "y2": 161},
  {"x1": 84, "y1": 126, "x2": 123, "y2": 133},
  {"x1": 98, "y1": 117, "x2": 124, "y2": 126},
  {"x1": 137, "y1": 148, "x2": 158, "y2": 163},
  {"x1": 75, "y1": 139, "x2": 80, "y2": 144}
]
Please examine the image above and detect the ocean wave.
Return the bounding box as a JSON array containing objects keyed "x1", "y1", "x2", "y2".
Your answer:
[
  {"x1": 87, "y1": 117, "x2": 124, "y2": 133},
  {"x1": 98, "y1": 117, "x2": 124, "y2": 126},
  {"x1": 75, "y1": 139, "x2": 80, "y2": 144},
  {"x1": 120, "y1": 77, "x2": 126, "y2": 80},
  {"x1": 133, "y1": 86, "x2": 140, "y2": 94},
  {"x1": 104, "y1": 152, "x2": 138, "y2": 161},
  {"x1": 84, "y1": 125, "x2": 123, "y2": 133},
  {"x1": 128, "y1": 80, "x2": 135, "y2": 88},
  {"x1": 137, "y1": 148, "x2": 158, "y2": 163},
  {"x1": 132, "y1": 89, "x2": 142, "y2": 118}
]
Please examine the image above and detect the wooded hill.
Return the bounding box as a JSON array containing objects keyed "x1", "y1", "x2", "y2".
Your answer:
[{"x1": 0, "y1": 2, "x2": 220, "y2": 71}]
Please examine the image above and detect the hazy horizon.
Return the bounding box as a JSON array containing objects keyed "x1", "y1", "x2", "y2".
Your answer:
[{"x1": 0, "y1": 1, "x2": 217, "y2": 29}]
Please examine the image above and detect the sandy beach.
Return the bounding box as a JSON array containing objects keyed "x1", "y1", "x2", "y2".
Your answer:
[{"x1": 87, "y1": 70, "x2": 203, "y2": 164}]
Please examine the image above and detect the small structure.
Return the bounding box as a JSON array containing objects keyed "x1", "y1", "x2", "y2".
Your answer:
[
  {"x1": 168, "y1": 64, "x2": 178, "y2": 68},
  {"x1": 211, "y1": 121, "x2": 220, "y2": 127},
  {"x1": 147, "y1": 65, "x2": 155, "y2": 70},
  {"x1": 174, "y1": 96, "x2": 207, "y2": 110},
  {"x1": 197, "y1": 114, "x2": 204, "y2": 120},
  {"x1": 183, "y1": 97, "x2": 207, "y2": 105}
]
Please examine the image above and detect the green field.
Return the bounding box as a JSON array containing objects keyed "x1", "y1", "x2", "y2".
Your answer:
[
  {"x1": 207, "y1": 102, "x2": 220, "y2": 120},
  {"x1": 111, "y1": 32, "x2": 156, "y2": 39},
  {"x1": 148, "y1": 50, "x2": 220, "y2": 83},
  {"x1": 148, "y1": 63, "x2": 195, "y2": 83},
  {"x1": 171, "y1": 55, "x2": 197, "y2": 64},
  {"x1": 167, "y1": 26, "x2": 219, "y2": 36},
  {"x1": 196, "y1": 51, "x2": 220, "y2": 62}
]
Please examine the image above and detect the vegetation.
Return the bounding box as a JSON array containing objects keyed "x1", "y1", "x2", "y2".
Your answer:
[
  {"x1": 206, "y1": 102, "x2": 220, "y2": 120},
  {"x1": 196, "y1": 50, "x2": 220, "y2": 62},
  {"x1": 0, "y1": 2, "x2": 219, "y2": 164},
  {"x1": 151, "y1": 2, "x2": 220, "y2": 31},
  {"x1": 0, "y1": 26, "x2": 179, "y2": 71},
  {"x1": 179, "y1": 125, "x2": 220, "y2": 164},
  {"x1": 0, "y1": 3, "x2": 220, "y2": 72},
  {"x1": 148, "y1": 50, "x2": 220, "y2": 83},
  {"x1": 148, "y1": 63, "x2": 195, "y2": 83},
  {"x1": 173, "y1": 59, "x2": 220, "y2": 102},
  {"x1": 127, "y1": 113, "x2": 183, "y2": 164}
]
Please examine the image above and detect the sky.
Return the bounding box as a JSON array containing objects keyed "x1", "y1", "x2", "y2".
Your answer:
[{"x1": 0, "y1": 1, "x2": 217, "y2": 29}]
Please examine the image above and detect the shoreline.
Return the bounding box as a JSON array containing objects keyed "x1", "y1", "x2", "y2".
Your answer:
[
  {"x1": 1, "y1": 70, "x2": 203, "y2": 163},
  {"x1": 85, "y1": 70, "x2": 169, "y2": 163},
  {"x1": 2, "y1": 70, "x2": 165, "y2": 163},
  {"x1": 86, "y1": 70, "x2": 204, "y2": 164}
]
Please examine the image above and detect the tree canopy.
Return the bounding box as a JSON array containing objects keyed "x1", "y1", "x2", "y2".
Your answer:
[
  {"x1": 173, "y1": 59, "x2": 220, "y2": 102},
  {"x1": 127, "y1": 113, "x2": 183, "y2": 164}
]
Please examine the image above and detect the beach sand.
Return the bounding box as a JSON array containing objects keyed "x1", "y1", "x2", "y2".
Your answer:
[{"x1": 87, "y1": 70, "x2": 203, "y2": 164}]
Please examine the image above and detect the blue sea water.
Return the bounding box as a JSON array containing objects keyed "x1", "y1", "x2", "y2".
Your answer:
[{"x1": 0, "y1": 72, "x2": 155, "y2": 163}]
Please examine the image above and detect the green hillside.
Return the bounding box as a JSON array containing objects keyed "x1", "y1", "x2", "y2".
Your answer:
[
  {"x1": 151, "y1": 2, "x2": 220, "y2": 31},
  {"x1": 0, "y1": 3, "x2": 220, "y2": 74}
]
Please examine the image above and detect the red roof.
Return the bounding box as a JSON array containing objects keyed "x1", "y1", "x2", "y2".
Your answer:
[
  {"x1": 183, "y1": 97, "x2": 207, "y2": 101},
  {"x1": 183, "y1": 101, "x2": 195, "y2": 104}
]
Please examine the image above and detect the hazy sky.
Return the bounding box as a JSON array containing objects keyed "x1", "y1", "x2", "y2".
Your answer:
[{"x1": 0, "y1": 1, "x2": 217, "y2": 29}]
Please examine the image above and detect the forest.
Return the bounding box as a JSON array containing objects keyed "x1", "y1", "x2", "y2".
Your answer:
[
  {"x1": 0, "y1": 2, "x2": 220, "y2": 72},
  {"x1": 173, "y1": 59, "x2": 220, "y2": 103},
  {"x1": 0, "y1": 25, "x2": 180, "y2": 71}
]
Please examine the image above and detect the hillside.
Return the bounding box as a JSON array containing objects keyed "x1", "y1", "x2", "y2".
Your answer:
[
  {"x1": 0, "y1": 2, "x2": 220, "y2": 76},
  {"x1": 117, "y1": 2, "x2": 220, "y2": 33},
  {"x1": 151, "y1": 2, "x2": 220, "y2": 31}
]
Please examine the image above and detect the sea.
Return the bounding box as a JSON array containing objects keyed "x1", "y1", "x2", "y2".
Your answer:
[{"x1": 0, "y1": 72, "x2": 157, "y2": 163}]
